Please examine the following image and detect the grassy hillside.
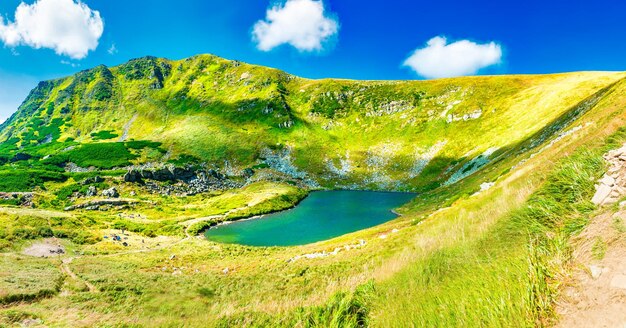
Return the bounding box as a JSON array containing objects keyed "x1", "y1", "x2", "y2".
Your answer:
[
  {"x1": 0, "y1": 55, "x2": 623, "y2": 191},
  {"x1": 0, "y1": 55, "x2": 625, "y2": 327}
]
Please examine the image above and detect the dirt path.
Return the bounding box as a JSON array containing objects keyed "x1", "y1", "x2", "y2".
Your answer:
[
  {"x1": 60, "y1": 257, "x2": 99, "y2": 293},
  {"x1": 556, "y1": 206, "x2": 626, "y2": 327}
]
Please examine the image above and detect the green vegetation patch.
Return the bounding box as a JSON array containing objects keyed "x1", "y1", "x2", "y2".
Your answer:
[
  {"x1": 0, "y1": 169, "x2": 66, "y2": 192},
  {"x1": 43, "y1": 141, "x2": 163, "y2": 169},
  {"x1": 91, "y1": 130, "x2": 119, "y2": 141},
  {"x1": 45, "y1": 142, "x2": 137, "y2": 168}
]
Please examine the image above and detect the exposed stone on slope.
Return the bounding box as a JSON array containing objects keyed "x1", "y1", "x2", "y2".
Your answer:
[
  {"x1": 81, "y1": 176, "x2": 104, "y2": 185},
  {"x1": 0, "y1": 192, "x2": 33, "y2": 207},
  {"x1": 102, "y1": 187, "x2": 119, "y2": 198},
  {"x1": 86, "y1": 186, "x2": 97, "y2": 197},
  {"x1": 445, "y1": 147, "x2": 499, "y2": 185},
  {"x1": 64, "y1": 199, "x2": 138, "y2": 211},
  {"x1": 409, "y1": 141, "x2": 447, "y2": 179},
  {"x1": 325, "y1": 151, "x2": 352, "y2": 178},
  {"x1": 260, "y1": 147, "x2": 319, "y2": 187},
  {"x1": 592, "y1": 144, "x2": 626, "y2": 205},
  {"x1": 446, "y1": 109, "x2": 482, "y2": 123},
  {"x1": 123, "y1": 164, "x2": 245, "y2": 195}
]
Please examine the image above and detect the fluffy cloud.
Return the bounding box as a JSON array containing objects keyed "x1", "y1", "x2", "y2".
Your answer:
[
  {"x1": 0, "y1": 0, "x2": 104, "y2": 59},
  {"x1": 252, "y1": 0, "x2": 339, "y2": 52},
  {"x1": 404, "y1": 36, "x2": 502, "y2": 79}
]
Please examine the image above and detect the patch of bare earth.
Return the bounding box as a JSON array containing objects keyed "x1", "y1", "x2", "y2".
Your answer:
[
  {"x1": 22, "y1": 238, "x2": 65, "y2": 258},
  {"x1": 556, "y1": 206, "x2": 626, "y2": 327},
  {"x1": 557, "y1": 143, "x2": 626, "y2": 327}
]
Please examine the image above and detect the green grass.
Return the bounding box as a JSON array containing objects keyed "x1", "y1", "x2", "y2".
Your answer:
[
  {"x1": 42, "y1": 141, "x2": 163, "y2": 169},
  {"x1": 0, "y1": 169, "x2": 66, "y2": 192},
  {"x1": 0, "y1": 256, "x2": 64, "y2": 305},
  {"x1": 368, "y1": 128, "x2": 626, "y2": 327},
  {"x1": 90, "y1": 130, "x2": 119, "y2": 140}
]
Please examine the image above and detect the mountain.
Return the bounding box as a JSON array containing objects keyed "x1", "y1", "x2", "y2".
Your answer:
[
  {"x1": 2, "y1": 55, "x2": 626, "y2": 326},
  {"x1": 0, "y1": 54, "x2": 623, "y2": 192}
]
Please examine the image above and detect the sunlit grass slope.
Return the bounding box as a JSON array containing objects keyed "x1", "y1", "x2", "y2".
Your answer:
[{"x1": 0, "y1": 54, "x2": 623, "y2": 191}]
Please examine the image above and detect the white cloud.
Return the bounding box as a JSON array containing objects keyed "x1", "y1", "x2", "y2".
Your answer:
[
  {"x1": 252, "y1": 0, "x2": 339, "y2": 52},
  {"x1": 403, "y1": 36, "x2": 502, "y2": 79},
  {"x1": 60, "y1": 60, "x2": 80, "y2": 68},
  {"x1": 107, "y1": 43, "x2": 117, "y2": 55},
  {"x1": 0, "y1": 0, "x2": 104, "y2": 59}
]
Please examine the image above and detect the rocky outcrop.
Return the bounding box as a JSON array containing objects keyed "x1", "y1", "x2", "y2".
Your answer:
[
  {"x1": 124, "y1": 165, "x2": 242, "y2": 196},
  {"x1": 65, "y1": 162, "x2": 92, "y2": 173},
  {"x1": 85, "y1": 186, "x2": 97, "y2": 197},
  {"x1": 592, "y1": 144, "x2": 626, "y2": 205},
  {"x1": 81, "y1": 176, "x2": 104, "y2": 185},
  {"x1": 0, "y1": 192, "x2": 33, "y2": 207},
  {"x1": 64, "y1": 199, "x2": 137, "y2": 211},
  {"x1": 124, "y1": 166, "x2": 197, "y2": 183},
  {"x1": 102, "y1": 187, "x2": 119, "y2": 198},
  {"x1": 445, "y1": 147, "x2": 499, "y2": 186},
  {"x1": 123, "y1": 169, "x2": 144, "y2": 183},
  {"x1": 446, "y1": 109, "x2": 482, "y2": 123}
]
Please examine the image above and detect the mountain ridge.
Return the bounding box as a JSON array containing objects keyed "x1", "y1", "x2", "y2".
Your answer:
[{"x1": 0, "y1": 54, "x2": 624, "y2": 192}]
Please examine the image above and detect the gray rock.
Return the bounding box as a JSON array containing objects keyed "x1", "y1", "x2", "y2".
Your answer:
[
  {"x1": 152, "y1": 167, "x2": 175, "y2": 181},
  {"x1": 64, "y1": 199, "x2": 136, "y2": 211},
  {"x1": 81, "y1": 176, "x2": 104, "y2": 185},
  {"x1": 86, "y1": 186, "x2": 97, "y2": 197},
  {"x1": 124, "y1": 169, "x2": 143, "y2": 183},
  {"x1": 102, "y1": 187, "x2": 119, "y2": 198},
  {"x1": 589, "y1": 265, "x2": 604, "y2": 279}
]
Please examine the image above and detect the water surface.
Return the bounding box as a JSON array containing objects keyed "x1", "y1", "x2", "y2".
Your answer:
[{"x1": 205, "y1": 190, "x2": 415, "y2": 246}]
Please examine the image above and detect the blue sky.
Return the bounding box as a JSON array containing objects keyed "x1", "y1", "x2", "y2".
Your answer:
[{"x1": 0, "y1": 0, "x2": 625, "y2": 121}]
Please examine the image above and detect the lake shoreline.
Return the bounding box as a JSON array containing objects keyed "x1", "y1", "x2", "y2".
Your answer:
[{"x1": 205, "y1": 190, "x2": 416, "y2": 246}]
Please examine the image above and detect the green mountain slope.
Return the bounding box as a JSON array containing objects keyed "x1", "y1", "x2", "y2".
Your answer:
[
  {"x1": 1, "y1": 54, "x2": 623, "y2": 191},
  {"x1": 2, "y1": 55, "x2": 626, "y2": 326}
]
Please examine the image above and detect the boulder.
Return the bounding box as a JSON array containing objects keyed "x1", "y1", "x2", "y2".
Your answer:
[
  {"x1": 172, "y1": 167, "x2": 195, "y2": 181},
  {"x1": 592, "y1": 183, "x2": 612, "y2": 205},
  {"x1": 600, "y1": 175, "x2": 615, "y2": 187},
  {"x1": 207, "y1": 169, "x2": 225, "y2": 180},
  {"x1": 152, "y1": 167, "x2": 175, "y2": 181},
  {"x1": 64, "y1": 198, "x2": 137, "y2": 211},
  {"x1": 81, "y1": 176, "x2": 104, "y2": 185},
  {"x1": 86, "y1": 186, "x2": 97, "y2": 197},
  {"x1": 102, "y1": 187, "x2": 119, "y2": 198},
  {"x1": 124, "y1": 170, "x2": 143, "y2": 183}
]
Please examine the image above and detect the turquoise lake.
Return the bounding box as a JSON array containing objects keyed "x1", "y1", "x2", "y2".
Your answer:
[{"x1": 204, "y1": 190, "x2": 415, "y2": 246}]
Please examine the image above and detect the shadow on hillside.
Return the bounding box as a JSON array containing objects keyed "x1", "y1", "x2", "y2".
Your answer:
[{"x1": 400, "y1": 77, "x2": 624, "y2": 212}]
